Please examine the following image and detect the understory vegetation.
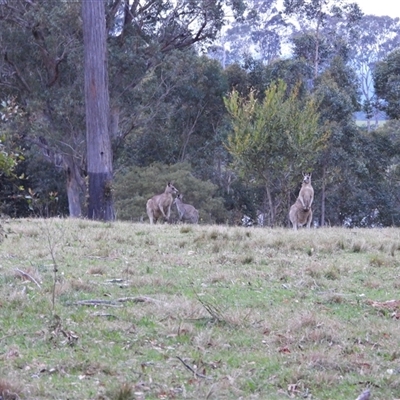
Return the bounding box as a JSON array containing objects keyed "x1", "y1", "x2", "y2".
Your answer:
[{"x1": 1, "y1": 219, "x2": 400, "y2": 399}]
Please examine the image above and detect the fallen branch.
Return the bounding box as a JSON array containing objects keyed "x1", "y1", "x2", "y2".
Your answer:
[
  {"x1": 74, "y1": 300, "x2": 123, "y2": 308},
  {"x1": 176, "y1": 356, "x2": 212, "y2": 380},
  {"x1": 15, "y1": 268, "x2": 41, "y2": 289},
  {"x1": 367, "y1": 299, "x2": 400, "y2": 310},
  {"x1": 71, "y1": 296, "x2": 163, "y2": 307},
  {"x1": 116, "y1": 296, "x2": 164, "y2": 303}
]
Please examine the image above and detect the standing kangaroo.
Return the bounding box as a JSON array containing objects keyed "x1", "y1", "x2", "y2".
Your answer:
[
  {"x1": 173, "y1": 194, "x2": 199, "y2": 224},
  {"x1": 146, "y1": 182, "x2": 179, "y2": 224},
  {"x1": 289, "y1": 173, "x2": 314, "y2": 230}
]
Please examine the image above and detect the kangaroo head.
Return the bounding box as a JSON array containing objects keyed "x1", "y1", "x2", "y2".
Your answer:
[
  {"x1": 302, "y1": 173, "x2": 312, "y2": 184},
  {"x1": 166, "y1": 182, "x2": 179, "y2": 195},
  {"x1": 173, "y1": 193, "x2": 183, "y2": 204}
]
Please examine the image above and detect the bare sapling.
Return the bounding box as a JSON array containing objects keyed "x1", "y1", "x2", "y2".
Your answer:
[
  {"x1": 173, "y1": 193, "x2": 199, "y2": 224},
  {"x1": 146, "y1": 182, "x2": 179, "y2": 224},
  {"x1": 289, "y1": 173, "x2": 314, "y2": 230}
]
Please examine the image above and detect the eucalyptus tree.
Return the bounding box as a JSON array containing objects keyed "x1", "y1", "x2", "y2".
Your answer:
[
  {"x1": 283, "y1": 0, "x2": 363, "y2": 78},
  {"x1": 224, "y1": 80, "x2": 324, "y2": 226},
  {"x1": 344, "y1": 15, "x2": 400, "y2": 130},
  {"x1": 82, "y1": 0, "x2": 114, "y2": 221},
  {"x1": 0, "y1": 0, "x2": 87, "y2": 217},
  {"x1": 216, "y1": 0, "x2": 290, "y2": 66}
]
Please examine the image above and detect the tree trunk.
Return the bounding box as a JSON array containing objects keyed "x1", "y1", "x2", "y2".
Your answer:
[
  {"x1": 314, "y1": 5, "x2": 321, "y2": 79},
  {"x1": 82, "y1": 0, "x2": 115, "y2": 221},
  {"x1": 64, "y1": 155, "x2": 85, "y2": 218},
  {"x1": 266, "y1": 184, "x2": 275, "y2": 226},
  {"x1": 320, "y1": 165, "x2": 326, "y2": 227}
]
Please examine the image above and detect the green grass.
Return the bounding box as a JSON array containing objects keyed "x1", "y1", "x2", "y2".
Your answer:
[{"x1": 1, "y1": 219, "x2": 400, "y2": 399}]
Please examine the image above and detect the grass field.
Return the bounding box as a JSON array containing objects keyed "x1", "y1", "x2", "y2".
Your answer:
[{"x1": 1, "y1": 219, "x2": 400, "y2": 399}]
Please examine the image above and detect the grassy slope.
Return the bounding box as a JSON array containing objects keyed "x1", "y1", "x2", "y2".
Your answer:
[{"x1": 1, "y1": 219, "x2": 400, "y2": 399}]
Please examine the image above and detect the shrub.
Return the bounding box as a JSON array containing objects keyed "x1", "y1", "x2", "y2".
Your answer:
[{"x1": 114, "y1": 162, "x2": 228, "y2": 223}]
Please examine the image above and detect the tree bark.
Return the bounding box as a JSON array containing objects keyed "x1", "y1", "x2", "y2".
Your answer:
[
  {"x1": 320, "y1": 165, "x2": 326, "y2": 227},
  {"x1": 64, "y1": 155, "x2": 86, "y2": 218},
  {"x1": 82, "y1": 0, "x2": 115, "y2": 221}
]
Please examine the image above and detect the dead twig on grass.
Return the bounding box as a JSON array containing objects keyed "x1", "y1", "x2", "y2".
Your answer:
[
  {"x1": 91, "y1": 312, "x2": 118, "y2": 319},
  {"x1": 15, "y1": 268, "x2": 41, "y2": 288},
  {"x1": 195, "y1": 293, "x2": 226, "y2": 324},
  {"x1": 176, "y1": 356, "x2": 213, "y2": 380}
]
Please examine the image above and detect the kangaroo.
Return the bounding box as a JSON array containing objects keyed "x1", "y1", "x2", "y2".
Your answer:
[
  {"x1": 146, "y1": 182, "x2": 179, "y2": 224},
  {"x1": 173, "y1": 194, "x2": 199, "y2": 224},
  {"x1": 289, "y1": 173, "x2": 314, "y2": 230}
]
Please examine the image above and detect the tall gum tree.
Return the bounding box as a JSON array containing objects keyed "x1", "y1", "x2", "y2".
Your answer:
[
  {"x1": 82, "y1": 0, "x2": 114, "y2": 220},
  {"x1": 283, "y1": 0, "x2": 362, "y2": 78}
]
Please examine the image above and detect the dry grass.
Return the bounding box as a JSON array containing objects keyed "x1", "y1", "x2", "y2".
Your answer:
[{"x1": 1, "y1": 219, "x2": 400, "y2": 399}]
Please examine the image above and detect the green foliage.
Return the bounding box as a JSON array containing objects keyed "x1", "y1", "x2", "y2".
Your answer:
[
  {"x1": 374, "y1": 49, "x2": 400, "y2": 120},
  {"x1": 0, "y1": 1, "x2": 87, "y2": 216},
  {"x1": 0, "y1": 136, "x2": 17, "y2": 177},
  {"x1": 0, "y1": 137, "x2": 69, "y2": 218},
  {"x1": 116, "y1": 52, "x2": 229, "y2": 177},
  {"x1": 114, "y1": 162, "x2": 227, "y2": 223},
  {"x1": 224, "y1": 63, "x2": 251, "y2": 96},
  {"x1": 314, "y1": 70, "x2": 359, "y2": 124},
  {"x1": 225, "y1": 80, "x2": 323, "y2": 182},
  {"x1": 291, "y1": 32, "x2": 332, "y2": 67},
  {"x1": 0, "y1": 98, "x2": 25, "y2": 178},
  {"x1": 309, "y1": 56, "x2": 362, "y2": 226}
]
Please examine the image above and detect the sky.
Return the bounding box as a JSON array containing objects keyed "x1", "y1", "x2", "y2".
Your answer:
[{"x1": 358, "y1": 0, "x2": 400, "y2": 18}]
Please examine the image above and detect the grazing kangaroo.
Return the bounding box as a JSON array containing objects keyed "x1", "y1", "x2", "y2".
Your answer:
[
  {"x1": 289, "y1": 173, "x2": 314, "y2": 230},
  {"x1": 146, "y1": 182, "x2": 179, "y2": 224},
  {"x1": 173, "y1": 194, "x2": 199, "y2": 224}
]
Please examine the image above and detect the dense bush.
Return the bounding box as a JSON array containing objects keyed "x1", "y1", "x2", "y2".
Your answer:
[{"x1": 114, "y1": 162, "x2": 228, "y2": 224}]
